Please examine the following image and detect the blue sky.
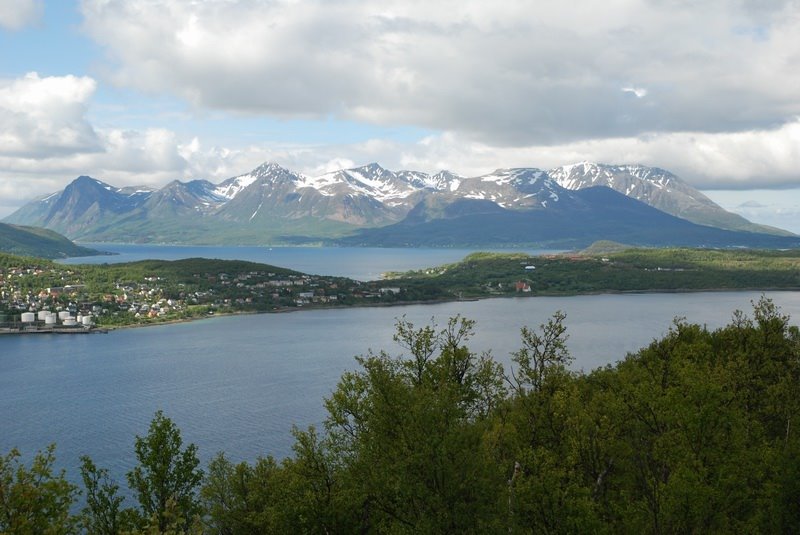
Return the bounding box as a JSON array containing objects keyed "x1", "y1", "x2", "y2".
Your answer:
[{"x1": 1, "y1": 0, "x2": 799, "y2": 232}]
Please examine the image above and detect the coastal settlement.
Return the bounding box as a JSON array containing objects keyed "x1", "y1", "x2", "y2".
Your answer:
[{"x1": 0, "y1": 255, "x2": 408, "y2": 332}]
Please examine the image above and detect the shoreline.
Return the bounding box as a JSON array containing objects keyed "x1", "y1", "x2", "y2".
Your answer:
[{"x1": 83, "y1": 285, "x2": 800, "y2": 333}]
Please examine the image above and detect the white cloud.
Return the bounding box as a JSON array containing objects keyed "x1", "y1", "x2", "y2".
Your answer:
[
  {"x1": 0, "y1": 72, "x2": 100, "y2": 157},
  {"x1": 5, "y1": 115, "x2": 800, "y2": 219},
  {"x1": 376, "y1": 119, "x2": 800, "y2": 190},
  {"x1": 312, "y1": 158, "x2": 357, "y2": 176},
  {"x1": 0, "y1": 0, "x2": 42, "y2": 30},
  {"x1": 1, "y1": 63, "x2": 798, "y2": 227},
  {"x1": 0, "y1": 127, "x2": 306, "y2": 215},
  {"x1": 621, "y1": 87, "x2": 648, "y2": 99},
  {"x1": 79, "y1": 0, "x2": 800, "y2": 145}
]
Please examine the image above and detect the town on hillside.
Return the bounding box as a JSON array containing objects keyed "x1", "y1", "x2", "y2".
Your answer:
[{"x1": 0, "y1": 256, "x2": 409, "y2": 333}]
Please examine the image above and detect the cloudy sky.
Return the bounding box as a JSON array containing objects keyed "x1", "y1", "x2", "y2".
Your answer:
[{"x1": 1, "y1": 0, "x2": 799, "y2": 232}]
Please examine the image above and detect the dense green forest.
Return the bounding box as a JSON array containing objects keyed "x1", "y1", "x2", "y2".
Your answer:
[{"x1": 2, "y1": 297, "x2": 799, "y2": 533}]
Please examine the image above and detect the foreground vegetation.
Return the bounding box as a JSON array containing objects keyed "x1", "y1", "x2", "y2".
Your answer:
[{"x1": 3, "y1": 298, "x2": 799, "y2": 533}]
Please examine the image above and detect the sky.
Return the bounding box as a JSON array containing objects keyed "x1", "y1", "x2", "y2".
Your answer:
[{"x1": 0, "y1": 0, "x2": 799, "y2": 232}]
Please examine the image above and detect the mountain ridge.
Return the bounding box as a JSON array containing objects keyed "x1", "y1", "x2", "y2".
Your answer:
[
  {"x1": 3, "y1": 161, "x2": 793, "y2": 246},
  {"x1": 337, "y1": 185, "x2": 800, "y2": 249}
]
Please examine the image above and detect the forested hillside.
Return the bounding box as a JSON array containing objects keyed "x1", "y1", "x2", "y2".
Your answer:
[
  {"x1": 0, "y1": 223, "x2": 100, "y2": 259},
  {"x1": 2, "y1": 298, "x2": 799, "y2": 533}
]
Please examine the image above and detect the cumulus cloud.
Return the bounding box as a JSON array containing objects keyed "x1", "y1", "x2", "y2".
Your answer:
[
  {"x1": 3, "y1": 110, "x2": 799, "y2": 219},
  {"x1": 354, "y1": 119, "x2": 800, "y2": 190},
  {"x1": 0, "y1": 0, "x2": 43, "y2": 30},
  {"x1": 0, "y1": 125, "x2": 314, "y2": 215},
  {"x1": 0, "y1": 72, "x2": 100, "y2": 157},
  {"x1": 2, "y1": 70, "x2": 799, "y2": 223},
  {"x1": 79, "y1": 0, "x2": 800, "y2": 145}
]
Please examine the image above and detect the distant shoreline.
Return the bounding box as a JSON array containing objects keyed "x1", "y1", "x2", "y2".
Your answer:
[
  {"x1": 83, "y1": 286, "x2": 800, "y2": 333},
  {"x1": 4, "y1": 247, "x2": 799, "y2": 335},
  {"x1": 3, "y1": 286, "x2": 798, "y2": 335}
]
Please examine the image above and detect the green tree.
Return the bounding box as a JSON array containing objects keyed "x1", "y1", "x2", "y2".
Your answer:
[
  {"x1": 323, "y1": 315, "x2": 506, "y2": 533},
  {"x1": 189, "y1": 304, "x2": 798, "y2": 533},
  {"x1": 127, "y1": 411, "x2": 204, "y2": 533},
  {"x1": 575, "y1": 299, "x2": 800, "y2": 533},
  {"x1": 509, "y1": 310, "x2": 571, "y2": 393},
  {"x1": 201, "y1": 453, "x2": 287, "y2": 534},
  {"x1": 500, "y1": 312, "x2": 605, "y2": 533},
  {"x1": 79, "y1": 455, "x2": 135, "y2": 535},
  {"x1": 0, "y1": 444, "x2": 78, "y2": 534}
]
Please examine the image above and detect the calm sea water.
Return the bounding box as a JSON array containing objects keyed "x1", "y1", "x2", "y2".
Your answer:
[
  {"x1": 4, "y1": 246, "x2": 800, "y2": 493},
  {"x1": 59, "y1": 244, "x2": 563, "y2": 281}
]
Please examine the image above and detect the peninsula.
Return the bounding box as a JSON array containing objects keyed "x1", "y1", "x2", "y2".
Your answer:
[{"x1": 1, "y1": 247, "x2": 799, "y2": 331}]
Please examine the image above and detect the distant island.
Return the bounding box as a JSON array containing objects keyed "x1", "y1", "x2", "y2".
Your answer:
[{"x1": 1, "y1": 247, "x2": 799, "y2": 332}]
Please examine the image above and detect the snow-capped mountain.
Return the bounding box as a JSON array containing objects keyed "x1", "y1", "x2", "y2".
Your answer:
[
  {"x1": 310, "y1": 163, "x2": 421, "y2": 202},
  {"x1": 449, "y1": 168, "x2": 561, "y2": 209},
  {"x1": 341, "y1": 185, "x2": 800, "y2": 249},
  {"x1": 3, "y1": 176, "x2": 158, "y2": 238},
  {"x1": 547, "y1": 162, "x2": 787, "y2": 235},
  {"x1": 3, "y1": 161, "x2": 792, "y2": 245},
  {"x1": 213, "y1": 162, "x2": 418, "y2": 227},
  {"x1": 142, "y1": 179, "x2": 225, "y2": 216}
]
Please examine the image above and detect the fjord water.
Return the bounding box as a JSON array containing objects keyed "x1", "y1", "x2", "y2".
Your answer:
[
  {"x1": 4, "y1": 246, "x2": 800, "y2": 491},
  {"x1": 59, "y1": 244, "x2": 564, "y2": 281}
]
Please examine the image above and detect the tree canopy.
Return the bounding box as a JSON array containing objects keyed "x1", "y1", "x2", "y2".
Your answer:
[{"x1": 2, "y1": 297, "x2": 799, "y2": 533}]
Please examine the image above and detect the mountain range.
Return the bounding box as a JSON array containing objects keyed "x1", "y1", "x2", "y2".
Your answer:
[{"x1": 4, "y1": 162, "x2": 797, "y2": 248}]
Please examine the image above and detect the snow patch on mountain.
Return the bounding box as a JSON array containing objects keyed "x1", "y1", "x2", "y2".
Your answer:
[
  {"x1": 215, "y1": 174, "x2": 259, "y2": 199},
  {"x1": 8, "y1": 159, "x2": 781, "y2": 242}
]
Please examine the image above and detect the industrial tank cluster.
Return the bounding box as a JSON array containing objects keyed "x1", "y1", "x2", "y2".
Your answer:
[{"x1": 20, "y1": 310, "x2": 94, "y2": 327}]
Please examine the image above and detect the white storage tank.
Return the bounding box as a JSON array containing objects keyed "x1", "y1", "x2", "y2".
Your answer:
[
  {"x1": 63, "y1": 318, "x2": 77, "y2": 327},
  {"x1": 58, "y1": 311, "x2": 71, "y2": 321},
  {"x1": 77, "y1": 314, "x2": 83, "y2": 324},
  {"x1": 37, "y1": 310, "x2": 50, "y2": 321},
  {"x1": 81, "y1": 315, "x2": 93, "y2": 326},
  {"x1": 21, "y1": 312, "x2": 36, "y2": 323},
  {"x1": 45, "y1": 314, "x2": 57, "y2": 325}
]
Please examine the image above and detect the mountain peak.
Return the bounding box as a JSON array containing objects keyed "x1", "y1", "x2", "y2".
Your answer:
[
  {"x1": 71, "y1": 175, "x2": 114, "y2": 191},
  {"x1": 480, "y1": 167, "x2": 547, "y2": 186},
  {"x1": 5, "y1": 160, "x2": 790, "y2": 244},
  {"x1": 350, "y1": 162, "x2": 389, "y2": 178},
  {"x1": 433, "y1": 170, "x2": 463, "y2": 179},
  {"x1": 253, "y1": 161, "x2": 292, "y2": 175},
  {"x1": 214, "y1": 162, "x2": 305, "y2": 200},
  {"x1": 550, "y1": 162, "x2": 684, "y2": 189}
]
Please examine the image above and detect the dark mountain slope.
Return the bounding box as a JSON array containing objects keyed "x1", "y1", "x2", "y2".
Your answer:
[{"x1": 339, "y1": 187, "x2": 800, "y2": 248}]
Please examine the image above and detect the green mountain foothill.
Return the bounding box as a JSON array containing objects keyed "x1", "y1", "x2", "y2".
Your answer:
[{"x1": 0, "y1": 223, "x2": 102, "y2": 259}]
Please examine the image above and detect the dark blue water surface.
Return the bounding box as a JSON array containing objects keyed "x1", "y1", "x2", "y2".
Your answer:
[
  {"x1": 3, "y1": 246, "x2": 800, "y2": 496},
  {"x1": 60, "y1": 245, "x2": 562, "y2": 281}
]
